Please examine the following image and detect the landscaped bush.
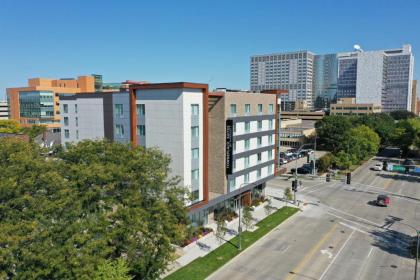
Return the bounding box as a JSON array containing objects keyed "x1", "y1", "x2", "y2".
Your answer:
[
  {"x1": 251, "y1": 196, "x2": 267, "y2": 207},
  {"x1": 214, "y1": 208, "x2": 238, "y2": 222},
  {"x1": 181, "y1": 226, "x2": 213, "y2": 247}
]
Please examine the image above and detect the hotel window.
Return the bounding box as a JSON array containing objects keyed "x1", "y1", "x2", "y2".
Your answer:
[
  {"x1": 191, "y1": 126, "x2": 199, "y2": 137},
  {"x1": 245, "y1": 121, "x2": 250, "y2": 133},
  {"x1": 257, "y1": 152, "x2": 262, "y2": 162},
  {"x1": 245, "y1": 156, "x2": 250, "y2": 168},
  {"x1": 137, "y1": 104, "x2": 145, "y2": 116},
  {"x1": 245, "y1": 104, "x2": 251, "y2": 115},
  {"x1": 75, "y1": 117, "x2": 78, "y2": 127},
  {"x1": 244, "y1": 173, "x2": 249, "y2": 183},
  {"x1": 75, "y1": 104, "x2": 78, "y2": 113},
  {"x1": 192, "y1": 148, "x2": 199, "y2": 159},
  {"x1": 191, "y1": 104, "x2": 199, "y2": 116},
  {"x1": 233, "y1": 123, "x2": 236, "y2": 134},
  {"x1": 257, "y1": 137, "x2": 262, "y2": 147},
  {"x1": 64, "y1": 129, "x2": 70, "y2": 139},
  {"x1": 258, "y1": 121, "x2": 262, "y2": 131},
  {"x1": 245, "y1": 139, "x2": 250, "y2": 150},
  {"x1": 230, "y1": 104, "x2": 237, "y2": 116},
  {"x1": 268, "y1": 165, "x2": 273, "y2": 174},
  {"x1": 269, "y1": 119, "x2": 273, "y2": 129},
  {"x1": 115, "y1": 124, "x2": 124, "y2": 137},
  {"x1": 229, "y1": 179, "x2": 236, "y2": 190},
  {"x1": 63, "y1": 104, "x2": 68, "y2": 113},
  {"x1": 115, "y1": 104, "x2": 123, "y2": 117},
  {"x1": 269, "y1": 135, "x2": 273, "y2": 144},
  {"x1": 191, "y1": 169, "x2": 199, "y2": 180},
  {"x1": 233, "y1": 141, "x2": 236, "y2": 152},
  {"x1": 268, "y1": 150, "x2": 273, "y2": 160},
  {"x1": 258, "y1": 104, "x2": 263, "y2": 114},
  {"x1": 191, "y1": 190, "x2": 199, "y2": 200},
  {"x1": 233, "y1": 159, "x2": 236, "y2": 171},
  {"x1": 269, "y1": 104, "x2": 274, "y2": 113},
  {"x1": 137, "y1": 125, "x2": 146, "y2": 136},
  {"x1": 257, "y1": 169, "x2": 261, "y2": 179},
  {"x1": 64, "y1": 117, "x2": 69, "y2": 126}
]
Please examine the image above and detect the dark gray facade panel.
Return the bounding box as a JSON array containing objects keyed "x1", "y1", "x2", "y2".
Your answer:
[
  {"x1": 103, "y1": 94, "x2": 114, "y2": 141},
  {"x1": 232, "y1": 145, "x2": 275, "y2": 160},
  {"x1": 233, "y1": 129, "x2": 275, "y2": 141}
]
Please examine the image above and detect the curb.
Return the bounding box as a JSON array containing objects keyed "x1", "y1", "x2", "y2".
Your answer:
[{"x1": 205, "y1": 207, "x2": 301, "y2": 279}]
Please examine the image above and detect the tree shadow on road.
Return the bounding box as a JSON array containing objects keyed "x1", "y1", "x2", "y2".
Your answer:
[
  {"x1": 377, "y1": 172, "x2": 420, "y2": 183},
  {"x1": 370, "y1": 215, "x2": 414, "y2": 259}
]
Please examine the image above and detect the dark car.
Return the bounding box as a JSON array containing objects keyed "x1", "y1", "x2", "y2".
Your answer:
[
  {"x1": 376, "y1": 195, "x2": 390, "y2": 207},
  {"x1": 291, "y1": 164, "x2": 312, "y2": 174}
]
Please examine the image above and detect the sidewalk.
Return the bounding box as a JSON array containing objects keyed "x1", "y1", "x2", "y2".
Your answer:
[{"x1": 164, "y1": 195, "x2": 294, "y2": 277}]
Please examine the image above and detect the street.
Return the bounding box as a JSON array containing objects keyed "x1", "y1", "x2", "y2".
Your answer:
[{"x1": 207, "y1": 156, "x2": 420, "y2": 280}]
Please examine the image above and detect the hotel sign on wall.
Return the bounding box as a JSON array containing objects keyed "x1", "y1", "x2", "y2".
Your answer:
[{"x1": 226, "y1": 119, "x2": 233, "y2": 175}]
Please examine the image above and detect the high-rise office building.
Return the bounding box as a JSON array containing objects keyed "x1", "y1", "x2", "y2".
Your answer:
[
  {"x1": 250, "y1": 51, "x2": 314, "y2": 108},
  {"x1": 252, "y1": 45, "x2": 415, "y2": 112},
  {"x1": 337, "y1": 45, "x2": 414, "y2": 112}
]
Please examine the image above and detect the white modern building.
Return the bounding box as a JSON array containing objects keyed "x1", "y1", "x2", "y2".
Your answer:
[
  {"x1": 252, "y1": 45, "x2": 415, "y2": 112},
  {"x1": 0, "y1": 100, "x2": 9, "y2": 119}
]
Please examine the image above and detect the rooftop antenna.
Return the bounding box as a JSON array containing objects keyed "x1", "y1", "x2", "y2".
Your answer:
[{"x1": 353, "y1": 44, "x2": 363, "y2": 52}]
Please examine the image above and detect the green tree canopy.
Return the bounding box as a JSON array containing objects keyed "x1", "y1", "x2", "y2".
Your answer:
[
  {"x1": 0, "y1": 119, "x2": 21, "y2": 134},
  {"x1": 390, "y1": 110, "x2": 417, "y2": 120},
  {"x1": 315, "y1": 116, "x2": 354, "y2": 152},
  {"x1": 0, "y1": 139, "x2": 189, "y2": 280}
]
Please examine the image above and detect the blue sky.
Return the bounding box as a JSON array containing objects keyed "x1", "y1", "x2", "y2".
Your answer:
[{"x1": 1, "y1": 0, "x2": 419, "y2": 99}]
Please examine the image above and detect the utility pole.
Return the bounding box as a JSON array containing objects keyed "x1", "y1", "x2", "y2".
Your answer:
[{"x1": 312, "y1": 132, "x2": 317, "y2": 175}]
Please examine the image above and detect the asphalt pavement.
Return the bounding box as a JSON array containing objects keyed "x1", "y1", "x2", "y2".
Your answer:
[{"x1": 207, "y1": 155, "x2": 420, "y2": 280}]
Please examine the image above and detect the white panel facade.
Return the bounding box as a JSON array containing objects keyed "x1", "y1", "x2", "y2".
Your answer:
[{"x1": 356, "y1": 51, "x2": 384, "y2": 105}]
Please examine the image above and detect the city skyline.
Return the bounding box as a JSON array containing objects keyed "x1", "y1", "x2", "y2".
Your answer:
[{"x1": 1, "y1": 0, "x2": 420, "y2": 100}]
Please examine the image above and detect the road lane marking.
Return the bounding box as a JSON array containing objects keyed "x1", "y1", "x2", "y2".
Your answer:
[
  {"x1": 367, "y1": 247, "x2": 374, "y2": 258},
  {"x1": 352, "y1": 182, "x2": 419, "y2": 203},
  {"x1": 320, "y1": 249, "x2": 333, "y2": 259},
  {"x1": 338, "y1": 221, "x2": 370, "y2": 235},
  {"x1": 319, "y1": 228, "x2": 356, "y2": 280},
  {"x1": 325, "y1": 205, "x2": 383, "y2": 227},
  {"x1": 285, "y1": 224, "x2": 338, "y2": 280}
]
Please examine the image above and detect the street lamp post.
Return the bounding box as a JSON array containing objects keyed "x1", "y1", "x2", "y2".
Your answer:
[
  {"x1": 399, "y1": 222, "x2": 419, "y2": 280},
  {"x1": 293, "y1": 143, "x2": 313, "y2": 204}
]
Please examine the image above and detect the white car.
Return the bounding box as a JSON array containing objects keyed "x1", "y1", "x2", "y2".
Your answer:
[{"x1": 372, "y1": 164, "x2": 382, "y2": 171}]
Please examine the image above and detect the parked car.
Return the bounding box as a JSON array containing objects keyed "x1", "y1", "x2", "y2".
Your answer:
[
  {"x1": 376, "y1": 195, "x2": 390, "y2": 207},
  {"x1": 291, "y1": 164, "x2": 312, "y2": 174},
  {"x1": 279, "y1": 158, "x2": 288, "y2": 165},
  {"x1": 371, "y1": 163, "x2": 382, "y2": 171}
]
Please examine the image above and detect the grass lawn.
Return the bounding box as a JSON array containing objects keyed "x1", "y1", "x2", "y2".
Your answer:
[{"x1": 164, "y1": 206, "x2": 299, "y2": 280}]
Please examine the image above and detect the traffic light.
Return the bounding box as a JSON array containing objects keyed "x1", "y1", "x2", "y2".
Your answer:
[
  {"x1": 326, "y1": 173, "x2": 331, "y2": 182},
  {"x1": 346, "y1": 172, "x2": 351, "y2": 185},
  {"x1": 292, "y1": 180, "x2": 297, "y2": 192}
]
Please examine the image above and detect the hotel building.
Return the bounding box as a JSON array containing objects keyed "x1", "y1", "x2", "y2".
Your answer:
[{"x1": 60, "y1": 82, "x2": 280, "y2": 224}]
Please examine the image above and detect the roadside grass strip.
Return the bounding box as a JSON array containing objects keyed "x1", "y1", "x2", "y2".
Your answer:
[{"x1": 164, "y1": 206, "x2": 299, "y2": 280}]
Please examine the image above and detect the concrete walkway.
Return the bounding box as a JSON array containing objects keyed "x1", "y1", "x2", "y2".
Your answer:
[{"x1": 164, "y1": 194, "x2": 293, "y2": 277}]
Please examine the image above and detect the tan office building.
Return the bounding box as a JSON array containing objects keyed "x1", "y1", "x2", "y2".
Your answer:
[{"x1": 330, "y1": 98, "x2": 381, "y2": 116}]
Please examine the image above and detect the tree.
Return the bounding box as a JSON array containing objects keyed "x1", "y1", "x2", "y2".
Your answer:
[
  {"x1": 315, "y1": 116, "x2": 354, "y2": 152},
  {"x1": 332, "y1": 150, "x2": 353, "y2": 170},
  {"x1": 215, "y1": 218, "x2": 227, "y2": 243},
  {"x1": 264, "y1": 198, "x2": 275, "y2": 216},
  {"x1": 347, "y1": 125, "x2": 380, "y2": 162},
  {"x1": 317, "y1": 153, "x2": 332, "y2": 173},
  {"x1": 22, "y1": 124, "x2": 47, "y2": 141},
  {"x1": 284, "y1": 187, "x2": 293, "y2": 202},
  {"x1": 0, "y1": 139, "x2": 189, "y2": 280},
  {"x1": 93, "y1": 258, "x2": 132, "y2": 280},
  {"x1": 0, "y1": 119, "x2": 21, "y2": 134},
  {"x1": 390, "y1": 110, "x2": 417, "y2": 120},
  {"x1": 355, "y1": 113, "x2": 396, "y2": 146},
  {"x1": 242, "y1": 206, "x2": 254, "y2": 231}
]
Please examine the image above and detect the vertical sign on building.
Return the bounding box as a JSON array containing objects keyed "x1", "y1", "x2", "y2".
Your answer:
[{"x1": 226, "y1": 119, "x2": 233, "y2": 175}]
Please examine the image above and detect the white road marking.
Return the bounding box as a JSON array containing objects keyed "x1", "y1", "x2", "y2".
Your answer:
[
  {"x1": 319, "y1": 228, "x2": 356, "y2": 280},
  {"x1": 321, "y1": 249, "x2": 333, "y2": 259},
  {"x1": 352, "y1": 182, "x2": 418, "y2": 203},
  {"x1": 338, "y1": 221, "x2": 370, "y2": 235},
  {"x1": 367, "y1": 247, "x2": 374, "y2": 258},
  {"x1": 325, "y1": 205, "x2": 383, "y2": 227}
]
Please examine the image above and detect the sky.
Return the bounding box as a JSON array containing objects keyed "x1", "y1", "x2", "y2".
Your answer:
[{"x1": 1, "y1": 0, "x2": 420, "y2": 99}]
